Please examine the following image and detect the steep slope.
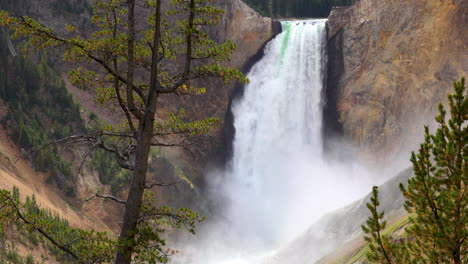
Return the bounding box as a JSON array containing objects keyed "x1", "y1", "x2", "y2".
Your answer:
[
  {"x1": 266, "y1": 169, "x2": 411, "y2": 264},
  {"x1": 325, "y1": 0, "x2": 467, "y2": 164},
  {"x1": 0, "y1": 127, "x2": 108, "y2": 231}
]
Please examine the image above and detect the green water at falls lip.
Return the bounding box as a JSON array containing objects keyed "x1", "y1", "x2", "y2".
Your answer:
[
  {"x1": 278, "y1": 22, "x2": 292, "y2": 73},
  {"x1": 277, "y1": 19, "x2": 327, "y2": 76}
]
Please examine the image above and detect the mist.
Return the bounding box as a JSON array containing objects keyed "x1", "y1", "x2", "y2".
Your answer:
[{"x1": 171, "y1": 20, "x2": 394, "y2": 264}]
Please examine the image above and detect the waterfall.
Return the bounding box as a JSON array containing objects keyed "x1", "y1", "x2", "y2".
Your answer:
[
  {"x1": 225, "y1": 19, "x2": 328, "y2": 248},
  {"x1": 174, "y1": 19, "x2": 373, "y2": 264},
  {"x1": 232, "y1": 20, "x2": 327, "y2": 180}
]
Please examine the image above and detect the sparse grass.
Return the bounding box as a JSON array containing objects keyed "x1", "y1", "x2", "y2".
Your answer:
[
  {"x1": 382, "y1": 214, "x2": 411, "y2": 236},
  {"x1": 318, "y1": 214, "x2": 412, "y2": 264},
  {"x1": 344, "y1": 214, "x2": 411, "y2": 264},
  {"x1": 345, "y1": 244, "x2": 368, "y2": 264}
]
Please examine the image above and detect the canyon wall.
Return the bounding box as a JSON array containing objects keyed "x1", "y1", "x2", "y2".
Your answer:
[{"x1": 325, "y1": 0, "x2": 467, "y2": 164}]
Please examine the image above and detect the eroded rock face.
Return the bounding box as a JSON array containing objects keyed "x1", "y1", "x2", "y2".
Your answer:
[
  {"x1": 326, "y1": 0, "x2": 467, "y2": 164},
  {"x1": 213, "y1": 0, "x2": 278, "y2": 68}
]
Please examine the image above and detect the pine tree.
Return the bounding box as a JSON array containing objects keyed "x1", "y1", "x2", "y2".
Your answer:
[
  {"x1": 361, "y1": 186, "x2": 394, "y2": 264},
  {"x1": 400, "y1": 77, "x2": 467, "y2": 264},
  {"x1": 363, "y1": 77, "x2": 467, "y2": 264}
]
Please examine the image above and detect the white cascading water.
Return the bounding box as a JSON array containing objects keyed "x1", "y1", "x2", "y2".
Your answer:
[
  {"x1": 226, "y1": 19, "x2": 327, "y2": 247},
  {"x1": 175, "y1": 20, "x2": 373, "y2": 264}
]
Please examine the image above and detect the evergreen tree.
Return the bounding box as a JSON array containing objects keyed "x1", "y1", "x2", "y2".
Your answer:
[
  {"x1": 400, "y1": 77, "x2": 467, "y2": 264},
  {"x1": 361, "y1": 186, "x2": 394, "y2": 264},
  {"x1": 363, "y1": 77, "x2": 467, "y2": 263}
]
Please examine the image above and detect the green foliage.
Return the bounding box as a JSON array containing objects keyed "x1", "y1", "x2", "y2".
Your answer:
[
  {"x1": 363, "y1": 77, "x2": 467, "y2": 264},
  {"x1": 1, "y1": 0, "x2": 246, "y2": 261},
  {"x1": 132, "y1": 191, "x2": 204, "y2": 263},
  {"x1": 5, "y1": 251, "x2": 25, "y2": 264},
  {"x1": 0, "y1": 39, "x2": 82, "y2": 191},
  {"x1": 25, "y1": 254, "x2": 35, "y2": 264},
  {"x1": 243, "y1": 0, "x2": 356, "y2": 18},
  {"x1": 92, "y1": 148, "x2": 132, "y2": 195},
  {"x1": 400, "y1": 77, "x2": 467, "y2": 263},
  {"x1": 0, "y1": 31, "x2": 132, "y2": 195},
  {"x1": 0, "y1": 187, "x2": 115, "y2": 263},
  {"x1": 362, "y1": 187, "x2": 408, "y2": 264},
  {"x1": 0, "y1": 187, "x2": 203, "y2": 263},
  {"x1": 0, "y1": 0, "x2": 245, "y2": 152}
]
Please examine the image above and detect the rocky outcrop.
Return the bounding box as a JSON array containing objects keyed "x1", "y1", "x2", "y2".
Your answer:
[
  {"x1": 325, "y1": 0, "x2": 468, "y2": 164},
  {"x1": 213, "y1": 0, "x2": 280, "y2": 69}
]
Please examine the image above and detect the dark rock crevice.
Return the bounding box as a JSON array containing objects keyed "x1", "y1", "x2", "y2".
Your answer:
[{"x1": 323, "y1": 27, "x2": 345, "y2": 154}]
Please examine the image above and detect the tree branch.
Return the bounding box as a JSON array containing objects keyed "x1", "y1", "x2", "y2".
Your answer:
[
  {"x1": 114, "y1": 61, "x2": 138, "y2": 135},
  {"x1": 83, "y1": 193, "x2": 126, "y2": 205},
  {"x1": 125, "y1": 0, "x2": 144, "y2": 121},
  {"x1": 145, "y1": 180, "x2": 183, "y2": 189},
  {"x1": 15, "y1": 15, "x2": 145, "y2": 119},
  {"x1": 98, "y1": 141, "x2": 135, "y2": 170},
  {"x1": 74, "y1": 141, "x2": 100, "y2": 182},
  {"x1": 5, "y1": 195, "x2": 80, "y2": 260},
  {"x1": 146, "y1": 0, "x2": 162, "y2": 108},
  {"x1": 159, "y1": 0, "x2": 196, "y2": 94}
]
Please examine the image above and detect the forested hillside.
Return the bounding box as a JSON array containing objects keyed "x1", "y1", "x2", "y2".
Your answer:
[
  {"x1": 0, "y1": 33, "x2": 83, "y2": 196},
  {"x1": 0, "y1": 31, "x2": 130, "y2": 197},
  {"x1": 243, "y1": 0, "x2": 355, "y2": 18}
]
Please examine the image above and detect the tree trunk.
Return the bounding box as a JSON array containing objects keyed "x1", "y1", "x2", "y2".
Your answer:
[
  {"x1": 114, "y1": 0, "x2": 162, "y2": 262},
  {"x1": 114, "y1": 121, "x2": 154, "y2": 264},
  {"x1": 452, "y1": 249, "x2": 461, "y2": 264}
]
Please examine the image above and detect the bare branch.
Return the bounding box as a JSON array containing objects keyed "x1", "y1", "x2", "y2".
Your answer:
[
  {"x1": 28, "y1": 131, "x2": 134, "y2": 152},
  {"x1": 83, "y1": 193, "x2": 126, "y2": 205},
  {"x1": 74, "y1": 141, "x2": 100, "y2": 182},
  {"x1": 98, "y1": 141, "x2": 135, "y2": 170},
  {"x1": 145, "y1": 180, "x2": 183, "y2": 189}
]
